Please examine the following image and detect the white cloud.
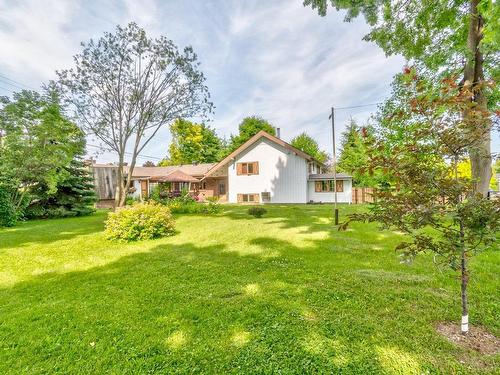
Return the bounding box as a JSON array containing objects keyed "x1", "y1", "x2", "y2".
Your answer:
[{"x1": 7, "y1": 0, "x2": 492, "y2": 161}]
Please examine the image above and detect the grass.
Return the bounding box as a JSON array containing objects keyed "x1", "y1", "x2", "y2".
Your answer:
[{"x1": 0, "y1": 204, "x2": 498, "y2": 374}]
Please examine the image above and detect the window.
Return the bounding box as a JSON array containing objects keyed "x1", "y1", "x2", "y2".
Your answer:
[
  {"x1": 314, "y1": 180, "x2": 344, "y2": 192},
  {"x1": 218, "y1": 181, "x2": 226, "y2": 195},
  {"x1": 261, "y1": 192, "x2": 271, "y2": 202},
  {"x1": 237, "y1": 162, "x2": 259, "y2": 175},
  {"x1": 238, "y1": 193, "x2": 260, "y2": 203},
  {"x1": 200, "y1": 181, "x2": 207, "y2": 190}
]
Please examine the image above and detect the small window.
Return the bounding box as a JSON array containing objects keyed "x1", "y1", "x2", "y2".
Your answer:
[
  {"x1": 261, "y1": 192, "x2": 271, "y2": 202},
  {"x1": 238, "y1": 193, "x2": 260, "y2": 203},
  {"x1": 237, "y1": 162, "x2": 259, "y2": 175}
]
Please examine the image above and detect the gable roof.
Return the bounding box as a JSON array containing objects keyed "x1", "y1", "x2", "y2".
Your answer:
[
  {"x1": 150, "y1": 170, "x2": 200, "y2": 183},
  {"x1": 205, "y1": 130, "x2": 326, "y2": 177}
]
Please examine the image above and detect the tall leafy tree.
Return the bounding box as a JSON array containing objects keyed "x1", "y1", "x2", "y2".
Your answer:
[
  {"x1": 0, "y1": 90, "x2": 84, "y2": 225},
  {"x1": 162, "y1": 118, "x2": 223, "y2": 165},
  {"x1": 337, "y1": 119, "x2": 379, "y2": 186},
  {"x1": 227, "y1": 116, "x2": 275, "y2": 153},
  {"x1": 342, "y1": 70, "x2": 499, "y2": 335},
  {"x1": 58, "y1": 22, "x2": 212, "y2": 206},
  {"x1": 304, "y1": 0, "x2": 499, "y2": 196},
  {"x1": 290, "y1": 132, "x2": 328, "y2": 163}
]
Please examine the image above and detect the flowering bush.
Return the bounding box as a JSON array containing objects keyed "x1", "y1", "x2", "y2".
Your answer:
[{"x1": 105, "y1": 202, "x2": 175, "y2": 242}]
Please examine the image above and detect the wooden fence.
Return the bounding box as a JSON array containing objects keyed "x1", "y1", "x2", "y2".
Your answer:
[{"x1": 352, "y1": 187, "x2": 376, "y2": 204}]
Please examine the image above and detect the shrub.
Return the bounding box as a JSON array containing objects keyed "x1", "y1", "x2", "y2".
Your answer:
[
  {"x1": 248, "y1": 206, "x2": 267, "y2": 218},
  {"x1": 104, "y1": 202, "x2": 175, "y2": 242},
  {"x1": 0, "y1": 187, "x2": 17, "y2": 227}
]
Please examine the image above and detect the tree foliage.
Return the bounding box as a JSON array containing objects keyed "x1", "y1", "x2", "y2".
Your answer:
[
  {"x1": 290, "y1": 132, "x2": 328, "y2": 163},
  {"x1": 161, "y1": 118, "x2": 223, "y2": 165},
  {"x1": 0, "y1": 90, "x2": 84, "y2": 225},
  {"x1": 337, "y1": 119, "x2": 380, "y2": 186},
  {"x1": 227, "y1": 116, "x2": 275, "y2": 153},
  {"x1": 304, "y1": 0, "x2": 499, "y2": 196},
  {"x1": 25, "y1": 157, "x2": 97, "y2": 219},
  {"x1": 58, "y1": 22, "x2": 212, "y2": 206},
  {"x1": 342, "y1": 69, "x2": 500, "y2": 333}
]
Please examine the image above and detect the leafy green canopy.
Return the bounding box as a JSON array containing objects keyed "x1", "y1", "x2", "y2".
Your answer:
[
  {"x1": 343, "y1": 70, "x2": 500, "y2": 330},
  {"x1": 337, "y1": 119, "x2": 380, "y2": 187},
  {"x1": 290, "y1": 132, "x2": 328, "y2": 163},
  {"x1": 227, "y1": 116, "x2": 275, "y2": 153},
  {"x1": 161, "y1": 119, "x2": 223, "y2": 165},
  {"x1": 0, "y1": 90, "x2": 85, "y2": 225}
]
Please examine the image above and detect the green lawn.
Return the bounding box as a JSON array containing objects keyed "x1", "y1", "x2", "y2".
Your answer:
[{"x1": 0, "y1": 205, "x2": 498, "y2": 374}]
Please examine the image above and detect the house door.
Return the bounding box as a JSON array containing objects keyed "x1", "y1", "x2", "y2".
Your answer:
[
  {"x1": 217, "y1": 179, "x2": 227, "y2": 201},
  {"x1": 141, "y1": 180, "x2": 148, "y2": 199}
]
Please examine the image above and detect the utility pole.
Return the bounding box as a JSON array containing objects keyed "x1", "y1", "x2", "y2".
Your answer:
[{"x1": 329, "y1": 107, "x2": 339, "y2": 225}]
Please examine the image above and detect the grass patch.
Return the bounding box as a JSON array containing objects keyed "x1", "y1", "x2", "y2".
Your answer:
[{"x1": 0, "y1": 205, "x2": 498, "y2": 373}]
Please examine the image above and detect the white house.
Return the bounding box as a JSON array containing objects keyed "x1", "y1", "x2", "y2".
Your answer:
[
  {"x1": 204, "y1": 130, "x2": 352, "y2": 203},
  {"x1": 92, "y1": 130, "x2": 352, "y2": 204}
]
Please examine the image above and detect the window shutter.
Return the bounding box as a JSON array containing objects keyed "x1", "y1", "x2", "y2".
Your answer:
[
  {"x1": 254, "y1": 194, "x2": 260, "y2": 203},
  {"x1": 237, "y1": 194, "x2": 243, "y2": 203},
  {"x1": 315, "y1": 181, "x2": 321, "y2": 192},
  {"x1": 253, "y1": 162, "x2": 259, "y2": 175},
  {"x1": 237, "y1": 163, "x2": 243, "y2": 175}
]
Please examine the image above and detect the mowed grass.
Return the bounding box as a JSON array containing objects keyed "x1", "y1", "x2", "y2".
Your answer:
[{"x1": 0, "y1": 205, "x2": 498, "y2": 374}]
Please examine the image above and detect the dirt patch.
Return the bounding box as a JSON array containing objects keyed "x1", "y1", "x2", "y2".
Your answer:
[{"x1": 437, "y1": 322, "x2": 500, "y2": 355}]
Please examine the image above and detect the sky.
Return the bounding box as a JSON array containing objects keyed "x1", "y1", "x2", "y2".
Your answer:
[{"x1": 1, "y1": 0, "x2": 497, "y2": 164}]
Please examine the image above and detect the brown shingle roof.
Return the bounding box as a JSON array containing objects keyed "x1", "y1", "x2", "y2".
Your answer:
[
  {"x1": 124, "y1": 163, "x2": 216, "y2": 178},
  {"x1": 150, "y1": 170, "x2": 200, "y2": 183}
]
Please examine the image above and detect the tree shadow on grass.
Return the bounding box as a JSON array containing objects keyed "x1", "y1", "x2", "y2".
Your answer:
[
  {"x1": 0, "y1": 212, "x2": 106, "y2": 250},
  {"x1": 1, "y1": 236, "x2": 490, "y2": 374}
]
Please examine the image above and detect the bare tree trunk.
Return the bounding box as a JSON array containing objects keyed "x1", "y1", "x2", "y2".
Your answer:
[
  {"x1": 464, "y1": 0, "x2": 491, "y2": 197},
  {"x1": 114, "y1": 152, "x2": 124, "y2": 208}
]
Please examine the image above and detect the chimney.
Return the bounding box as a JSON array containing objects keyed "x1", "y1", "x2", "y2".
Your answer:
[{"x1": 276, "y1": 127, "x2": 281, "y2": 139}]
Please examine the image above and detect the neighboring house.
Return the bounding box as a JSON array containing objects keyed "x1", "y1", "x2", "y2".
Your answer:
[{"x1": 92, "y1": 130, "x2": 352, "y2": 204}]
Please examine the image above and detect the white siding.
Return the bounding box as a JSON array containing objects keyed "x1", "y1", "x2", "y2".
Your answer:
[
  {"x1": 227, "y1": 138, "x2": 308, "y2": 203},
  {"x1": 307, "y1": 179, "x2": 352, "y2": 203}
]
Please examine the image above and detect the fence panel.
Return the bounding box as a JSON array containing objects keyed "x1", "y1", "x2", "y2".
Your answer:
[{"x1": 352, "y1": 187, "x2": 376, "y2": 204}]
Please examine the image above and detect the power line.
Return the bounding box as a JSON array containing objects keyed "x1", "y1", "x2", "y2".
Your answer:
[
  {"x1": 87, "y1": 144, "x2": 164, "y2": 161},
  {"x1": 334, "y1": 102, "x2": 382, "y2": 110},
  {"x1": 0, "y1": 74, "x2": 37, "y2": 90}
]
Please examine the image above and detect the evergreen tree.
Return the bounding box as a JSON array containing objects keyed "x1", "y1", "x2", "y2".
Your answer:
[
  {"x1": 337, "y1": 119, "x2": 379, "y2": 187},
  {"x1": 26, "y1": 156, "x2": 97, "y2": 218}
]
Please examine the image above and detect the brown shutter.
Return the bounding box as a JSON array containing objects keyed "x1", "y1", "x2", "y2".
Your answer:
[
  {"x1": 237, "y1": 194, "x2": 243, "y2": 203},
  {"x1": 336, "y1": 180, "x2": 344, "y2": 192},
  {"x1": 253, "y1": 162, "x2": 259, "y2": 175},
  {"x1": 315, "y1": 181, "x2": 321, "y2": 192},
  {"x1": 254, "y1": 194, "x2": 260, "y2": 203},
  {"x1": 237, "y1": 163, "x2": 243, "y2": 175}
]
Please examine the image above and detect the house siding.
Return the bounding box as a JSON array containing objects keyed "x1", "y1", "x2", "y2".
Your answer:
[
  {"x1": 227, "y1": 138, "x2": 308, "y2": 203},
  {"x1": 307, "y1": 179, "x2": 352, "y2": 203}
]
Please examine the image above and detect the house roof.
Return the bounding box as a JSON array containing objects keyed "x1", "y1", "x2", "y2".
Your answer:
[
  {"x1": 124, "y1": 163, "x2": 216, "y2": 178},
  {"x1": 205, "y1": 130, "x2": 326, "y2": 178},
  {"x1": 150, "y1": 170, "x2": 200, "y2": 183},
  {"x1": 308, "y1": 173, "x2": 352, "y2": 180}
]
